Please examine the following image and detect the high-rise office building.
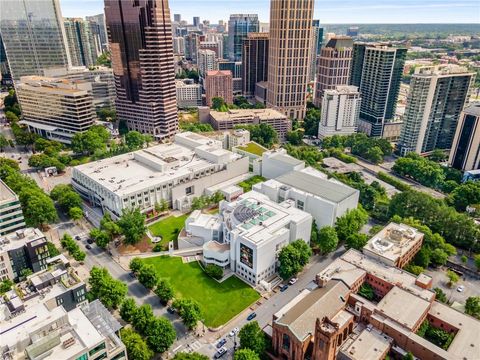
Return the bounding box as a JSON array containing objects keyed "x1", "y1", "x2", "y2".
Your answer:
[
  {"x1": 173, "y1": 36, "x2": 186, "y2": 55},
  {"x1": 449, "y1": 103, "x2": 480, "y2": 171},
  {"x1": 0, "y1": 34, "x2": 12, "y2": 85},
  {"x1": 314, "y1": 36, "x2": 353, "y2": 107},
  {"x1": 219, "y1": 60, "x2": 242, "y2": 95},
  {"x1": 205, "y1": 70, "x2": 233, "y2": 107},
  {"x1": 86, "y1": 13, "x2": 108, "y2": 51},
  {"x1": 318, "y1": 86, "x2": 361, "y2": 139},
  {"x1": 0, "y1": 0, "x2": 70, "y2": 82},
  {"x1": 0, "y1": 180, "x2": 25, "y2": 237},
  {"x1": 193, "y1": 16, "x2": 200, "y2": 27},
  {"x1": 64, "y1": 18, "x2": 101, "y2": 67},
  {"x1": 349, "y1": 43, "x2": 407, "y2": 137},
  {"x1": 308, "y1": 19, "x2": 324, "y2": 82},
  {"x1": 105, "y1": 0, "x2": 178, "y2": 139},
  {"x1": 198, "y1": 49, "x2": 218, "y2": 77},
  {"x1": 174, "y1": 14, "x2": 181, "y2": 22},
  {"x1": 347, "y1": 26, "x2": 359, "y2": 37},
  {"x1": 267, "y1": 0, "x2": 314, "y2": 120},
  {"x1": 398, "y1": 65, "x2": 474, "y2": 156},
  {"x1": 227, "y1": 14, "x2": 259, "y2": 61},
  {"x1": 242, "y1": 32, "x2": 269, "y2": 96}
]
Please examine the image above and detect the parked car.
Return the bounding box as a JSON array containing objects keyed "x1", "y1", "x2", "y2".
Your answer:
[
  {"x1": 167, "y1": 307, "x2": 175, "y2": 314},
  {"x1": 75, "y1": 235, "x2": 81, "y2": 241},
  {"x1": 214, "y1": 347, "x2": 227, "y2": 359},
  {"x1": 87, "y1": 238, "x2": 94, "y2": 244},
  {"x1": 129, "y1": 272, "x2": 136, "y2": 279},
  {"x1": 216, "y1": 339, "x2": 227, "y2": 349},
  {"x1": 229, "y1": 327, "x2": 239, "y2": 337},
  {"x1": 280, "y1": 284, "x2": 289, "y2": 292},
  {"x1": 247, "y1": 312, "x2": 257, "y2": 321},
  {"x1": 288, "y1": 278, "x2": 298, "y2": 285},
  {"x1": 457, "y1": 285, "x2": 465, "y2": 292},
  {"x1": 85, "y1": 244, "x2": 92, "y2": 250}
]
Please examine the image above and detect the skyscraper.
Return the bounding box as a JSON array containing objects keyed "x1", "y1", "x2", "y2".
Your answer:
[
  {"x1": 398, "y1": 65, "x2": 474, "y2": 156},
  {"x1": 314, "y1": 36, "x2": 353, "y2": 107},
  {"x1": 227, "y1": 14, "x2": 259, "y2": 61},
  {"x1": 349, "y1": 43, "x2": 407, "y2": 137},
  {"x1": 308, "y1": 19, "x2": 324, "y2": 82},
  {"x1": 449, "y1": 103, "x2": 480, "y2": 171},
  {"x1": 64, "y1": 18, "x2": 102, "y2": 67},
  {"x1": 86, "y1": 13, "x2": 108, "y2": 52},
  {"x1": 198, "y1": 49, "x2": 218, "y2": 77},
  {"x1": 193, "y1": 16, "x2": 200, "y2": 27},
  {"x1": 318, "y1": 85, "x2": 361, "y2": 139},
  {"x1": 105, "y1": 0, "x2": 177, "y2": 139},
  {"x1": 0, "y1": 0, "x2": 70, "y2": 82},
  {"x1": 267, "y1": 0, "x2": 314, "y2": 120},
  {"x1": 242, "y1": 32, "x2": 269, "y2": 97},
  {"x1": 174, "y1": 14, "x2": 181, "y2": 23},
  {"x1": 205, "y1": 70, "x2": 233, "y2": 107}
]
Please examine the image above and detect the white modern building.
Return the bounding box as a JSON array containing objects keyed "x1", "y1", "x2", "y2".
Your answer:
[
  {"x1": 176, "y1": 79, "x2": 202, "y2": 108},
  {"x1": 198, "y1": 49, "x2": 218, "y2": 77},
  {"x1": 185, "y1": 191, "x2": 312, "y2": 286},
  {"x1": 259, "y1": 148, "x2": 305, "y2": 179},
  {"x1": 72, "y1": 132, "x2": 249, "y2": 217},
  {"x1": 0, "y1": 180, "x2": 25, "y2": 236},
  {"x1": 0, "y1": 299, "x2": 127, "y2": 360},
  {"x1": 318, "y1": 85, "x2": 361, "y2": 139},
  {"x1": 253, "y1": 167, "x2": 359, "y2": 228},
  {"x1": 17, "y1": 76, "x2": 95, "y2": 143}
]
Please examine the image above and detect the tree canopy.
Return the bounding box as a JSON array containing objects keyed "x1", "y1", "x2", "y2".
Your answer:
[
  {"x1": 118, "y1": 208, "x2": 146, "y2": 245},
  {"x1": 236, "y1": 123, "x2": 278, "y2": 149},
  {"x1": 88, "y1": 266, "x2": 127, "y2": 309},
  {"x1": 238, "y1": 321, "x2": 267, "y2": 356},
  {"x1": 173, "y1": 298, "x2": 202, "y2": 330},
  {"x1": 120, "y1": 328, "x2": 153, "y2": 360},
  {"x1": 278, "y1": 240, "x2": 312, "y2": 280}
]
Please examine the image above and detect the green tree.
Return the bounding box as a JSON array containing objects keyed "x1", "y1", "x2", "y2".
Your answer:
[
  {"x1": 403, "y1": 352, "x2": 415, "y2": 360},
  {"x1": 446, "y1": 270, "x2": 459, "y2": 287},
  {"x1": 204, "y1": 264, "x2": 223, "y2": 280},
  {"x1": 5, "y1": 111, "x2": 19, "y2": 123},
  {"x1": 430, "y1": 248, "x2": 449, "y2": 267},
  {"x1": 173, "y1": 353, "x2": 209, "y2": 360},
  {"x1": 145, "y1": 317, "x2": 176, "y2": 353},
  {"x1": 429, "y1": 149, "x2": 448, "y2": 163},
  {"x1": 138, "y1": 264, "x2": 158, "y2": 289},
  {"x1": 90, "y1": 228, "x2": 110, "y2": 248},
  {"x1": 316, "y1": 226, "x2": 339, "y2": 254},
  {"x1": 155, "y1": 278, "x2": 174, "y2": 304},
  {"x1": 278, "y1": 240, "x2": 312, "y2": 280},
  {"x1": 97, "y1": 107, "x2": 117, "y2": 122},
  {"x1": 173, "y1": 298, "x2": 202, "y2": 329},
  {"x1": 237, "y1": 123, "x2": 278, "y2": 148},
  {"x1": 461, "y1": 255, "x2": 468, "y2": 264},
  {"x1": 448, "y1": 181, "x2": 480, "y2": 211},
  {"x1": 358, "y1": 282, "x2": 375, "y2": 301},
  {"x1": 345, "y1": 233, "x2": 368, "y2": 250},
  {"x1": 68, "y1": 206, "x2": 83, "y2": 221},
  {"x1": 0, "y1": 134, "x2": 9, "y2": 152},
  {"x1": 234, "y1": 349, "x2": 260, "y2": 360},
  {"x1": 286, "y1": 130, "x2": 304, "y2": 145},
  {"x1": 365, "y1": 146, "x2": 384, "y2": 164},
  {"x1": 475, "y1": 254, "x2": 480, "y2": 271},
  {"x1": 129, "y1": 257, "x2": 144, "y2": 273},
  {"x1": 120, "y1": 298, "x2": 138, "y2": 323},
  {"x1": 211, "y1": 97, "x2": 228, "y2": 111},
  {"x1": 303, "y1": 106, "x2": 321, "y2": 136},
  {"x1": 100, "y1": 213, "x2": 121, "y2": 240},
  {"x1": 132, "y1": 304, "x2": 154, "y2": 334},
  {"x1": 0, "y1": 280, "x2": 13, "y2": 295},
  {"x1": 20, "y1": 189, "x2": 58, "y2": 228},
  {"x1": 238, "y1": 321, "x2": 266, "y2": 356},
  {"x1": 465, "y1": 296, "x2": 480, "y2": 319},
  {"x1": 46, "y1": 242, "x2": 60, "y2": 257},
  {"x1": 335, "y1": 207, "x2": 369, "y2": 241},
  {"x1": 125, "y1": 131, "x2": 146, "y2": 150},
  {"x1": 120, "y1": 328, "x2": 153, "y2": 360},
  {"x1": 118, "y1": 208, "x2": 146, "y2": 245},
  {"x1": 88, "y1": 266, "x2": 127, "y2": 309},
  {"x1": 434, "y1": 287, "x2": 447, "y2": 303}
]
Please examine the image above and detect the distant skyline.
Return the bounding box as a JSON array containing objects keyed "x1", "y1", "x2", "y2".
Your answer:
[{"x1": 60, "y1": 0, "x2": 479, "y2": 24}]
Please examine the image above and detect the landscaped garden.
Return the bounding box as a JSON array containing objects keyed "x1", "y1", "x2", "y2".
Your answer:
[
  {"x1": 236, "y1": 142, "x2": 268, "y2": 156},
  {"x1": 238, "y1": 175, "x2": 266, "y2": 192},
  {"x1": 140, "y1": 256, "x2": 260, "y2": 327},
  {"x1": 148, "y1": 214, "x2": 189, "y2": 248}
]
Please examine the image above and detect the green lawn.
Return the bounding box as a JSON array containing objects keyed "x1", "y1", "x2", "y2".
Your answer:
[
  {"x1": 238, "y1": 175, "x2": 266, "y2": 192},
  {"x1": 141, "y1": 256, "x2": 260, "y2": 327},
  {"x1": 236, "y1": 142, "x2": 267, "y2": 156},
  {"x1": 148, "y1": 214, "x2": 188, "y2": 246}
]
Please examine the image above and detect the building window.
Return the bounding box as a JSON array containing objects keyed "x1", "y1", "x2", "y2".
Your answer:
[
  {"x1": 185, "y1": 186, "x2": 193, "y2": 195},
  {"x1": 76, "y1": 354, "x2": 88, "y2": 360},
  {"x1": 282, "y1": 334, "x2": 290, "y2": 350},
  {"x1": 89, "y1": 343, "x2": 106, "y2": 356},
  {"x1": 296, "y1": 200, "x2": 304, "y2": 210}
]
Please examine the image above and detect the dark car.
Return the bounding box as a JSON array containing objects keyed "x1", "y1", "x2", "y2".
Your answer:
[
  {"x1": 247, "y1": 312, "x2": 257, "y2": 321},
  {"x1": 129, "y1": 272, "x2": 136, "y2": 278},
  {"x1": 167, "y1": 307, "x2": 175, "y2": 314},
  {"x1": 216, "y1": 338, "x2": 227, "y2": 349},
  {"x1": 75, "y1": 235, "x2": 81, "y2": 241},
  {"x1": 280, "y1": 284, "x2": 289, "y2": 292},
  {"x1": 214, "y1": 347, "x2": 227, "y2": 359},
  {"x1": 86, "y1": 244, "x2": 92, "y2": 250},
  {"x1": 87, "y1": 238, "x2": 94, "y2": 244}
]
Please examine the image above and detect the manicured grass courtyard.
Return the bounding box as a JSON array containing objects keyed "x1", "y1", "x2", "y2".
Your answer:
[
  {"x1": 141, "y1": 256, "x2": 260, "y2": 327},
  {"x1": 148, "y1": 214, "x2": 188, "y2": 247},
  {"x1": 238, "y1": 175, "x2": 266, "y2": 192},
  {"x1": 236, "y1": 142, "x2": 268, "y2": 156}
]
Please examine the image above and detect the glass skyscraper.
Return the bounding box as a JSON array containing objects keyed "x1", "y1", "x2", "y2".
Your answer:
[
  {"x1": 227, "y1": 14, "x2": 259, "y2": 61},
  {"x1": 0, "y1": 0, "x2": 70, "y2": 82}
]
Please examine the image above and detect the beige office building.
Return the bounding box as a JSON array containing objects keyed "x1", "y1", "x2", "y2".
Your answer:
[
  {"x1": 16, "y1": 76, "x2": 95, "y2": 143},
  {"x1": 266, "y1": 0, "x2": 314, "y2": 120}
]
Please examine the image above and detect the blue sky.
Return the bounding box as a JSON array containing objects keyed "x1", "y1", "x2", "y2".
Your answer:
[{"x1": 60, "y1": 0, "x2": 480, "y2": 23}]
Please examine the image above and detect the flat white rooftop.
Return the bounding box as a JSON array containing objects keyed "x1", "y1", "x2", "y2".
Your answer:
[
  {"x1": 0, "y1": 179, "x2": 18, "y2": 203},
  {"x1": 0, "y1": 228, "x2": 45, "y2": 252}
]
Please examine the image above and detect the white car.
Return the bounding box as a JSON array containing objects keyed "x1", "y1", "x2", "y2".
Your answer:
[
  {"x1": 229, "y1": 327, "x2": 239, "y2": 337},
  {"x1": 288, "y1": 278, "x2": 298, "y2": 285},
  {"x1": 457, "y1": 285, "x2": 465, "y2": 292}
]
